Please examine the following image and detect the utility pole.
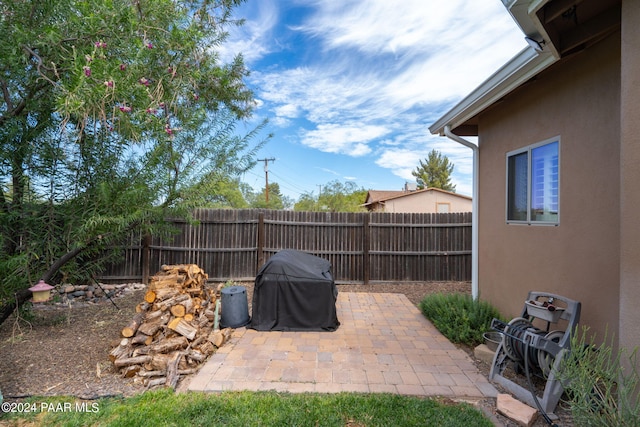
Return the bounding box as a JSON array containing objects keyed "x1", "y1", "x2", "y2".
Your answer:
[{"x1": 257, "y1": 158, "x2": 276, "y2": 203}]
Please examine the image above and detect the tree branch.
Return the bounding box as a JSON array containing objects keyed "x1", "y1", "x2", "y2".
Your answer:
[
  {"x1": 22, "y1": 46, "x2": 58, "y2": 86},
  {"x1": 0, "y1": 79, "x2": 49, "y2": 126}
]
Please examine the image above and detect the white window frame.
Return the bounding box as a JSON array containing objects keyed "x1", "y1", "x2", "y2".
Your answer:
[{"x1": 505, "y1": 136, "x2": 560, "y2": 226}]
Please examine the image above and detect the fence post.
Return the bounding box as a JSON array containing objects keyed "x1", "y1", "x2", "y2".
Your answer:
[
  {"x1": 363, "y1": 214, "x2": 370, "y2": 285},
  {"x1": 141, "y1": 233, "x2": 151, "y2": 285},
  {"x1": 256, "y1": 211, "x2": 265, "y2": 274}
]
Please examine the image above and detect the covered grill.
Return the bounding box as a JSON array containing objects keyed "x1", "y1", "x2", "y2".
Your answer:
[{"x1": 249, "y1": 250, "x2": 340, "y2": 332}]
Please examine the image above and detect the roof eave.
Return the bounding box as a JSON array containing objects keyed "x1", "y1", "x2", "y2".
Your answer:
[
  {"x1": 429, "y1": 47, "x2": 558, "y2": 136},
  {"x1": 429, "y1": 0, "x2": 560, "y2": 136}
]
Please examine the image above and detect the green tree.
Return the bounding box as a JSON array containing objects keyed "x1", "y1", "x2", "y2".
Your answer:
[
  {"x1": 411, "y1": 149, "x2": 456, "y2": 192},
  {"x1": 294, "y1": 180, "x2": 367, "y2": 212},
  {"x1": 198, "y1": 178, "x2": 251, "y2": 209},
  {"x1": 248, "y1": 182, "x2": 292, "y2": 210},
  {"x1": 294, "y1": 193, "x2": 318, "y2": 212},
  {"x1": 0, "y1": 0, "x2": 266, "y2": 320}
]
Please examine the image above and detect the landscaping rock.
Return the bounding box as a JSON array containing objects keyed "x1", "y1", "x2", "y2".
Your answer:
[
  {"x1": 497, "y1": 393, "x2": 538, "y2": 427},
  {"x1": 474, "y1": 343, "x2": 496, "y2": 365},
  {"x1": 46, "y1": 283, "x2": 146, "y2": 306}
]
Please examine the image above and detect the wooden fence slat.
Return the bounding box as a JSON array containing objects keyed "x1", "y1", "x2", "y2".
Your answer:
[{"x1": 99, "y1": 209, "x2": 472, "y2": 284}]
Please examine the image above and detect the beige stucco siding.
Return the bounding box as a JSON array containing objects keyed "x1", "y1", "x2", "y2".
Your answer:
[
  {"x1": 620, "y1": 0, "x2": 640, "y2": 359},
  {"x1": 384, "y1": 191, "x2": 471, "y2": 213},
  {"x1": 477, "y1": 32, "x2": 621, "y2": 342}
]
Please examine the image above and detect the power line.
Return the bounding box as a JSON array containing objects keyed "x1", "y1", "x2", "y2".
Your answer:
[
  {"x1": 242, "y1": 168, "x2": 309, "y2": 200},
  {"x1": 269, "y1": 170, "x2": 311, "y2": 195}
]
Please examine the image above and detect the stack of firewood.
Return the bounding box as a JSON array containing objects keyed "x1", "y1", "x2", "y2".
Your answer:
[{"x1": 108, "y1": 264, "x2": 231, "y2": 388}]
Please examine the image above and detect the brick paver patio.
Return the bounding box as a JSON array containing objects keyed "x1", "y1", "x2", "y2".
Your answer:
[{"x1": 187, "y1": 292, "x2": 497, "y2": 398}]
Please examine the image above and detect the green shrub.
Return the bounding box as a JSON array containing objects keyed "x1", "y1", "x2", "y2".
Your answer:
[
  {"x1": 419, "y1": 293, "x2": 503, "y2": 346},
  {"x1": 0, "y1": 253, "x2": 32, "y2": 303},
  {"x1": 556, "y1": 327, "x2": 640, "y2": 427}
]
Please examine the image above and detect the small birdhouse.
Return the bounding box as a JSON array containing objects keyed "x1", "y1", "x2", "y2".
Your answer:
[{"x1": 29, "y1": 280, "x2": 54, "y2": 303}]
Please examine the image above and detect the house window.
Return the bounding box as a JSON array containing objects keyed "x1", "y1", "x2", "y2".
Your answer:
[
  {"x1": 506, "y1": 138, "x2": 559, "y2": 225},
  {"x1": 437, "y1": 202, "x2": 450, "y2": 213}
]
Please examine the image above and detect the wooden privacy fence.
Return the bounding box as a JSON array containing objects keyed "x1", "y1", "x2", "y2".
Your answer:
[{"x1": 99, "y1": 209, "x2": 472, "y2": 284}]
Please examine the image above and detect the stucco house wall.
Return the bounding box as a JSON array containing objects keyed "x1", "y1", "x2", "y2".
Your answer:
[
  {"x1": 619, "y1": 0, "x2": 640, "y2": 361},
  {"x1": 383, "y1": 189, "x2": 472, "y2": 213},
  {"x1": 477, "y1": 32, "x2": 621, "y2": 342}
]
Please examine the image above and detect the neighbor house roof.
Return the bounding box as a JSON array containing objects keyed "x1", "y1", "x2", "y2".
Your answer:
[
  {"x1": 429, "y1": 0, "x2": 620, "y2": 137},
  {"x1": 363, "y1": 187, "x2": 470, "y2": 208},
  {"x1": 365, "y1": 190, "x2": 407, "y2": 204}
]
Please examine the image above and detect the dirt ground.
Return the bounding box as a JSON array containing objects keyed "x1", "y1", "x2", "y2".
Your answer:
[{"x1": 0, "y1": 281, "x2": 573, "y2": 426}]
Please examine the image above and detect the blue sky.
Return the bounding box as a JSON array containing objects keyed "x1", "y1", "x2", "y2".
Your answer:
[{"x1": 220, "y1": 0, "x2": 527, "y2": 200}]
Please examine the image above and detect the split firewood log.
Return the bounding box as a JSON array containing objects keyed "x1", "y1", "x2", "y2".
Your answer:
[
  {"x1": 199, "y1": 341, "x2": 215, "y2": 356},
  {"x1": 170, "y1": 303, "x2": 187, "y2": 318},
  {"x1": 204, "y1": 308, "x2": 216, "y2": 321},
  {"x1": 121, "y1": 312, "x2": 145, "y2": 338},
  {"x1": 109, "y1": 338, "x2": 132, "y2": 362},
  {"x1": 186, "y1": 349, "x2": 206, "y2": 363},
  {"x1": 132, "y1": 346, "x2": 151, "y2": 357},
  {"x1": 207, "y1": 329, "x2": 226, "y2": 348},
  {"x1": 165, "y1": 352, "x2": 183, "y2": 389},
  {"x1": 188, "y1": 334, "x2": 206, "y2": 350},
  {"x1": 136, "y1": 370, "x2": 165, "y2": 378},
  {"x1": 138, "y1": 368, "x2": 198, "y2": 378},
  {"x1": 144, "y1": 309, "x2": 164, "y2": 322},
  {"x1": 149, "y1": 274, "x2": 185, "y2": 289},
  {"x1": 144, "y1": 377, "x2": 167, "y2": 388},
  {"x1": 196, "y1": 316, "x2": 208, "y2": 329},
  {"x1": 114, "y1": 355, "x2": 152, "y2": 368},
  {"x1": 136, "y1": 301, "x2": 151, "y2": 313},
  {"x1": 144, "y1": 290, "x2": 157, "y2": 304},
  {"x1": 121, "y1": 365, "x2": 140, "y2": 378},
  {"x1": 130, "y1": 333, "x2": 152, "y2": 346},
  {"x1": 153, "y1": 287, "x2": 181, "y2": 302},
  {"x1": 157, "y1": 293, "x2": 189, "y2": 311},
  {"x1": 149, "y1": 336, "x2": 188, "y2": 354},
  {"x1": 169, "y1": 298, "x2": 193, "y2": 318},
  {"x1": 161, "y1": 264, "x2": 202, "y2": 275},
  {"x1": 146, "y1": 352, "x2": 175, "y2": 371},
  {"x1": 167, "y1": 317, "x2": 198, "y2": 340},
  {"x1": 184, "y1": 287, "x2": 204, "y2": 297},
  {"x1": 138, "y1": 313, "x2": 170, "y2": 336}
]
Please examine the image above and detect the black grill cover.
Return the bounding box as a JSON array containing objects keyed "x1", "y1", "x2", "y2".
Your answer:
[{"x1": 249, "y1": 250, "x2": 340, "y2": 332}]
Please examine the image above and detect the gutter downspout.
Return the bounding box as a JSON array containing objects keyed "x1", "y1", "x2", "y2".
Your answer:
[{"x1": 444, "y1": 125, "x2": 479, "y2": 300}]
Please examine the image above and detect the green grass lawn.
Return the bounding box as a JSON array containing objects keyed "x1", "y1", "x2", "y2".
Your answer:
[{"x1": 1, "y1": 389, "x2": 493, "y2": 427}]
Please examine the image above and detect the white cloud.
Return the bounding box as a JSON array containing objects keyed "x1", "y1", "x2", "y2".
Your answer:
[
  {"x1": 316, "y1": 167, "x2": 340, "y2": 176},
  {"x1": 218, "y1": 0, "x2": 280, "y2": 64},
  {"x1": 225, "y1": 0, "x2": 524, "y2": 197},
  {"x1": 298, "y1": 0, "x2": 461, "y2": 55},
  {"x1": 294, "y1": 0, "x2": 525, "y2": 101},
  {"x1": 301, "y1": 123, "x2": 390, "y2": 156},
  {"x1": 373, "y1": 132, "x2": 475, "y2": 195},
  {"x1": 244, "y1": 0, "x2": 524, "y2": 135},
  {"x1": 273, "y1": 103, "x2": 300, "y2": 119},
  {"x1": 375, "y1": 148, "x2": 424, "y2": 181}
]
